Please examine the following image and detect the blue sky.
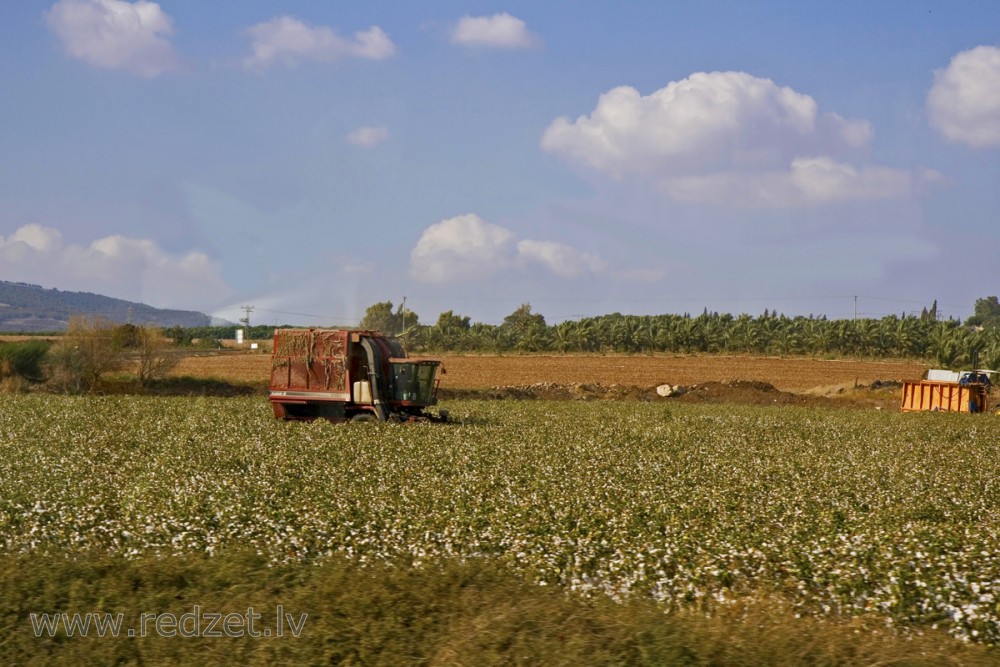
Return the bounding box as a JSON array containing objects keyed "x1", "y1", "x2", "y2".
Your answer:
[{"x1": 1, "y1": 1, "x2": 998, "y2": 326}]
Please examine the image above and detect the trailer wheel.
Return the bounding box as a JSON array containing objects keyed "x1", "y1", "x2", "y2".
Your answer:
[{"x1": 350, "y1": 413, "x2": 378, "y2": 423}]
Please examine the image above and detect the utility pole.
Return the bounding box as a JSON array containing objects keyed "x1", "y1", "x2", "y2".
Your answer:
[
  {"x1": 854, "y1": 295, "x2": 858, "y2": 321},
  {"x1": 240, "y1": 305, "x2": 254, "y2": 345}
]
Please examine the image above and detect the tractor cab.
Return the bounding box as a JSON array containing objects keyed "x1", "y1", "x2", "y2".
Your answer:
[{"x1": 390, "y1": 359, "x2": 441, "y2": 405}]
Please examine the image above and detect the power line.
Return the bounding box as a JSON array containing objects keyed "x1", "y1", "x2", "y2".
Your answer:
[{"x1": 253, "y1": 307, "x2": 355, "y2": 323}]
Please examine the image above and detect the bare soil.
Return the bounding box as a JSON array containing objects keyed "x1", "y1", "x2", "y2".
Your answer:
[
  {"x1": 166, "y1": 352, "x2": 920, "y2": 409},
  {"x1": 435, "y1": 354, "x2": 922, "y2": 392}
]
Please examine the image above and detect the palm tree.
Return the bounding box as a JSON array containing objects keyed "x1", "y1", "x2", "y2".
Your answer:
[
  {"x1": 552, "y1": 321, "x2": 577, "y2": 353},
  {"x1": 980, "y1": 337, "x2": 1000, "y2": 371},
  {"x1": 611, "y1": 316, "x2": 642, "y2": 352},
  {"x1": 806, "y1": 319, "x2": 833, "y2": 356},
  {"x1": 466, "y1": 323, "x2": 495, "y2": 352},
  {"x1": 771, "y1": 324, "x2": 800, "y2": 358},
  {"x1": 515, "y1": 326, "x2": 548, "y2": 353},
  {"x1": 855, "y1": 319, "x2": 880, "y2": 357},
  {"x1": 931, "y1": 322, "x2": 961, "y2": 368}
]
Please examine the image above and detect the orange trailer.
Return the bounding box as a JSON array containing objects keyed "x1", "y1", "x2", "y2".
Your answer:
[{"x1": 900, "y1": 370, "x2": 994, "y2": 413}]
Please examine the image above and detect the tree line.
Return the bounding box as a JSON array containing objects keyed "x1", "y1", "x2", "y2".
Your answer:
[
  {"x1": 159, "y1": 297, "x2": 1000, "y2": 370},
  {"x1": 358, "y1": 297, "x2": 1000, "y2": 369}
]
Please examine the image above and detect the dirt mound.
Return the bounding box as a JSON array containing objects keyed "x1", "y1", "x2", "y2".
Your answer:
[
  {"x1": 439, "y1": 379, "x2": 898, "y2": 410},
  {"x1": 676, "y1": 380, "x2": 833, "y2": 407},
  {"x1": 439, "y1": 383, "x2": 658, "y2": 402}
]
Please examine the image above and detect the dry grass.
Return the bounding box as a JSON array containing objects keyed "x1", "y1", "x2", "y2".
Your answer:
[
  {"x1": 3, "y1": 552, "x2": 995, "y2": 666},
  {"x1": 0, "y1": 375, "x2": 29, "y2": 394}
]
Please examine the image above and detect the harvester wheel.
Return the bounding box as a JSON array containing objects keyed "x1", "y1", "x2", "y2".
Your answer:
[{"x1": 350, "y1": 413, "x2": 378, "y2": 423}]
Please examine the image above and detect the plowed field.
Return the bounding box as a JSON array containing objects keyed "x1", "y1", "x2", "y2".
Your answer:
[{"x1": 171, "y1": 352, "x2": 925, "y2": 392}]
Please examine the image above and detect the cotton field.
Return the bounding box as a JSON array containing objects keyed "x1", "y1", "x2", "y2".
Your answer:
[{"x1": 1, "y1": 395, "x2": 999, "y2": 643}]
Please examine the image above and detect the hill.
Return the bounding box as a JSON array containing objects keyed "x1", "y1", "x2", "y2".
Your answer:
[{"x1": 0, "y1": 281, "x2": 219, "y2": 332}]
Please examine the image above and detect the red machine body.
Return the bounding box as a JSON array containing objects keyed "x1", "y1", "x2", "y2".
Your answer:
[{"x1": 269, "y1": 328, "x2": 444, "y2": 422}]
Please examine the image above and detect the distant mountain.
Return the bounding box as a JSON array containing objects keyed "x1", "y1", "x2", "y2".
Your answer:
[{"x1": 0, "y1": 281, "x2": 223, "y2": 332}]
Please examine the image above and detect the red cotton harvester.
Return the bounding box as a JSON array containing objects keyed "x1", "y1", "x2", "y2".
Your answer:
[{"x1": 269, "y1": 328, "x2": 447, "y2": 423}]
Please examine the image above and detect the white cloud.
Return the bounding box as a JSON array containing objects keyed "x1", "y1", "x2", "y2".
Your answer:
[
  {"x1": 409, "y1": 214, "x2": 636, "y2": 284},
  {"x1": 541, "y1": 72, "x2": 866, "y2": 174},
  {"x1": 45, "y1": 0, "x2": 178, "y2": 77},
  {"x1": 243, "y1": 16, "x2": 395, "y2": 70},
  {"x1": 6, "y1": 224, "x2": 63, "y2": 253},
  {"x1": 451, "y1": 13, "x2": 540, "y2": 49},
  {"x1": 928, "y1": 45, "x2": 1000, "y2": 148},
  {"x1": 346, "y1": 126, "x2": 389, "y2": 147},
  {"x1": 0, "y1": 224, "x2": 231, "y2": 311},
  {"x1": 664, "y1": 157, "x2": 933, "y2": 207},
  {"x1": 540, "y1": 71, "x2": 912, "y2": 208},
  {"x1": 517, "y1": 239, "x2": 606, "y2": 278},
  {"x1": 410, "y1": 214, "x2": 515, "y2": 283}
]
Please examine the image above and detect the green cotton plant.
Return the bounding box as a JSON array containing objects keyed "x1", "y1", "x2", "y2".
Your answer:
[{"x1": 2, "y1": 396, "x2": 1000, "y2": 644}]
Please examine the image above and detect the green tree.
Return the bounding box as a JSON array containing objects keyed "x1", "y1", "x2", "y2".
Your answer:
[
  {"x1": 967, "y1": 296, "x2": 1000, "y2": 329},
  {"x1": 429, "y1": 311, "x2": 472, "y2": 350},
  {"x1": 501, "y1": 304, "x2": 547, "y2": 349},
  {"x1": 166, "y1": 325, "x2": 193, "y2": 346},
  {"x1": 467, "y1": 322, "x2": 499, "y2": 351},
  {"x1": 552, "y1": 321, "x2": 578, "y2": 353},
  {"x1": 931, "y1": 322, "x2": 962, "y2": 368},
  {"x1": 806, "y1": 319, "x2": 833, "y2": 356},
  {"x1": 770, "y1": 320, "x2": 801, "y2": 357},
  {"x1": 359, "y1": 301, "x2": 419, "y2": 336},
  {"x1": 359, "y1": 301, "x2": 397, "y2": 333}
]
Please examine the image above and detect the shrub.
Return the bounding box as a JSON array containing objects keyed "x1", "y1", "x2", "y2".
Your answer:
[
  {"x1": 0, "y1": 340, "x2": 50, "y2": 382},
  {"x1": 45, "y1": 316, "x2": 125, "y2": 392},
  {"x1": 135, "y1": 327, "x2": 178, "y2": 385}
]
